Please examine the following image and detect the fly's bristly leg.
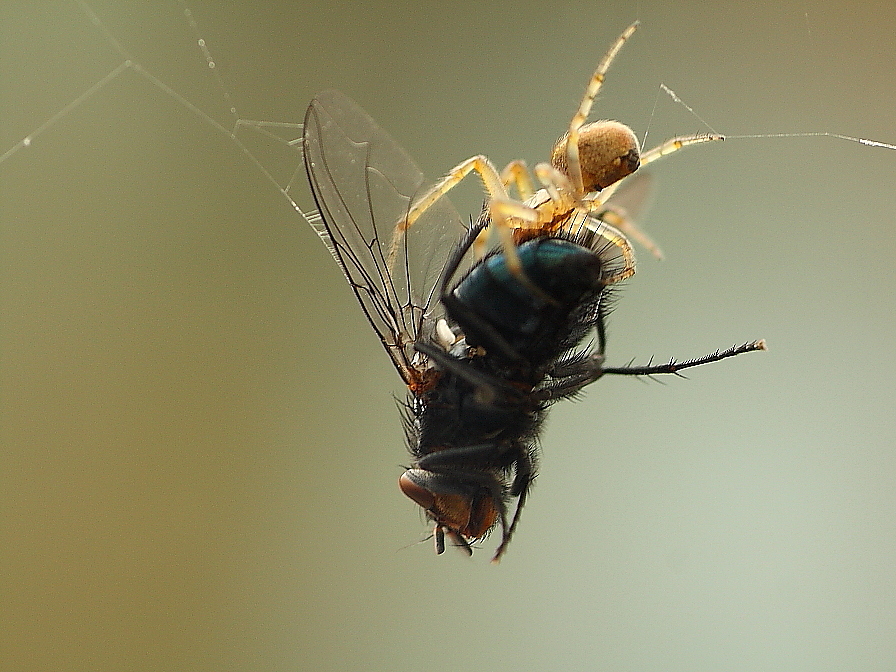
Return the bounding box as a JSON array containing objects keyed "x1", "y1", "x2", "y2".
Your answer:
[
  {"x1": 537, "y1": 340, "x2": 766, "y2": 401},
  {"x1": 491, "y1": 445, "x2": 536, "y2": 563},
  {"x1": 601, "y1": 340, "x2": 768, "y2": 377}
]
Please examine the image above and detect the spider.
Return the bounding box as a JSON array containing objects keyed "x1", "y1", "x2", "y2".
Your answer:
[{"x1": 391, "y1": 21, "x2": 723, "y2": 281}]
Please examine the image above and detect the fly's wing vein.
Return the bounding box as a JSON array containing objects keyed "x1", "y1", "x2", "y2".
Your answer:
[{"x1": 303, "y1": 90, "x2": 466, "y2": 384}]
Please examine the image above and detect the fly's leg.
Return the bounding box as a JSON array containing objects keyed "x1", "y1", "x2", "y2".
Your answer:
[
  {"x1": 415, "y1": 341, "x2": 527, "y2": 392},
  {"x1": 491, "y1": 448, "x2": 535, "y2": 563},
  {"x1": 538, "y1": 340, "x2": 767, "y2": 401},
  {"x1": 436, "y1": 215, "x2": 489, "y2": 296},
  {"x1": 436, "y1": 526, "x2": 473, "y2": 556},
  {"x1": 602, "y1": 340, "x2": 767, "y2": 376}
]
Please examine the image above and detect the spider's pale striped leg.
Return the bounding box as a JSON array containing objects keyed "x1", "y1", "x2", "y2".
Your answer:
[
  {"x1": 594, "y1": 199, "x2": 664, "y2": 260},
  {"x1": 500, "y1": 160, "x2": 536, "y2": 201},
  {"x1": 595, "y1": 134, "x2": 724, "y2": 206},
  {"x1": 388, "y1": 154, "x2": 507, "y2": 269},
  {"x1": 394, "y1": 153, "x2": 546, "y2": 296},
  {"x1": 639, "y1": 132, "x2": 724, "y2": 168},
  {"x1": 531, "y1": 163, "x2": 573, "y2": 212},
  {"x1": 399, "y1": 154, "x2": 507, "y2": 231},
  {"x1": 472, "y1": 159, "x2": 538, "y2": 261},
  {"x1": 564, "y1": 21, "x2": 640, "y2": 196},
  {"x1": 590, "y1": 133, "x2": 725, "y2": 259}
]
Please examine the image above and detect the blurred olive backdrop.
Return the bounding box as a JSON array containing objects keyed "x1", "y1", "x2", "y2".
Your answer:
[{"x1": 2, "y1": 2, "x2": 895, "y2": 671}]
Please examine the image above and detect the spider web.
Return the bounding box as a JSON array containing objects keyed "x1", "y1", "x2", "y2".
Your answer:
[
  {"x1": 1, "y1": 1, "x2": 316, "y2": 225},
  {"x1": 3, "y1": 1, "x2": 894, "y2": 226}
]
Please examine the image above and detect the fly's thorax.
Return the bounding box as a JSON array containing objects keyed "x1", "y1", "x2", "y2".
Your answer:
[{"x1": 411, "y1": 360, "x2": 538, "y2": 454}]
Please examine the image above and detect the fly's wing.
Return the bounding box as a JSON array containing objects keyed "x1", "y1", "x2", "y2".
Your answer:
[
  {"x1": 303, "y1": 90, "x2": 467, "y2": 386},
  {"x1": 602, "y1": 172, "x2": 655, "y2": 223},
  {"x1": 595, "y1": 172, "x2": 661, "y2": 260}
]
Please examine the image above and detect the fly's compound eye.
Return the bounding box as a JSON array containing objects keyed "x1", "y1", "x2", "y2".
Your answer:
[
  {"x1": 398, "y1": 470, "x2": 436, "y2": 510},
  {"x1": 551, "y1": 120, "x2": 642, "y2": 193}
]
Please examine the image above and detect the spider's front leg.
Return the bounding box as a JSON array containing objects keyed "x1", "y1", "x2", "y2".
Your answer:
[
  {"x1": 398, "y1": 155, "x2": 507, "y2": 232},
  {"x1": 595, "y1": 132, "x2": 725, "y2": 207},
  {"x1": 586, "y1": 133, "x2": 724, "y2": 260},
  {"x1": 388, "y1": 154, "x2": 508, "y2": 271}
]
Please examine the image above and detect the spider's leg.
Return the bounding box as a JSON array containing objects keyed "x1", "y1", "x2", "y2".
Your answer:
[
  {"x1": 593, "y1": 200, "x2": 664, "y2": 260},
  {"x1": 399, "y1": 155, "x2": 507, "y2": 231},
  {"x1": 587, "y1": 133, "x2": 725, "y2": 259},
  {"x1": 565, "y1": 21, "x2": 640, "y2": 196},
  {"x1": 639, "y1": 132, "x2": 725, "y2": 169},
  {"x1": 388, "y1": 154, "x2": 507, "y2": 269},
  {"x1": 500, "y1": 160, "x2": 536, "y2": 200},
  {"x1": 597, "y1": 133, "x2": 724, "y2": 206},
  {"x1": 532, "y1": 162, "x2": 577, "y2": 212}
]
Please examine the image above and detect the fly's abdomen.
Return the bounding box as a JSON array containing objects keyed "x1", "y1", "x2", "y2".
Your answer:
[{"x1": 451, "y1": 238, "x2": 606, "y2": 365}]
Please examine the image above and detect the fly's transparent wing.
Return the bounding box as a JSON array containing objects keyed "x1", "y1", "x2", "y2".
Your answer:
[
  {"x1": 595, "y1": 172, "x2": 661, "y2": 259},
  {"x1": 303, "y1": 90, "x2": 467, "y2": 386},
  {"x1": 603, "y1": 172, "x2": 655, "y2": 219}
]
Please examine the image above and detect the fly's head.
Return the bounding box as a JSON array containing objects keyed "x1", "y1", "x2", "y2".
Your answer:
[{"x1": 398, "y1": 468, "x2": 502, "y2": 557}]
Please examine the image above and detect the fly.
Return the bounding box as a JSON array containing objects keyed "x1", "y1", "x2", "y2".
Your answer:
[{"x1": 302, "y1": 23, "x2": 765, "y2": 562}]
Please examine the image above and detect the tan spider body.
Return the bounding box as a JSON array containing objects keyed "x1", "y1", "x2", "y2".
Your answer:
[{"x1": 394, "y1": 21, "x2": 724, "y2": 277}]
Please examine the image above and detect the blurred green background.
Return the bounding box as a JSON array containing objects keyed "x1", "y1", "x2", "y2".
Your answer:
[{"x1": 2, "y1": 1, "x2": 895, "y2": 671}]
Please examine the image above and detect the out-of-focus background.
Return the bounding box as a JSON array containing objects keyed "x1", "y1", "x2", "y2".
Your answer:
[{"x1": 2, "y1": 2, "x2": 894, "y2": 671}]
